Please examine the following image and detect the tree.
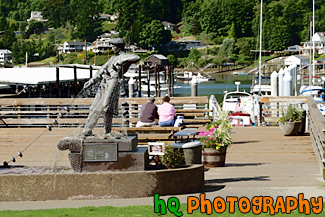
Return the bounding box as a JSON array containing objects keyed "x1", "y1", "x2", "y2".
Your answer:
[
  {"x1": 187, "y1": 48, "x2": 201, "y2": 63},
  {"x1": 167, "y1": 54, "x2": 177, "y2": 66},
  {"x1": 218, "y1": 38, "x2": 236, "y2": 62},
  {"x1": 139, "y1": 20, "x2": 172, "y2": 49},
  {"x1": 70, "y1": 0, "x2": 102, "y2": 41},
  {"x1": 27, "y1": 21, "x2": 45, "y2": 35},
  {"x1": 11, "y1": 39, "x2": 36, "y2": 64},
  {"x1": 42, "y1": 0, "x2": 72, "y2": 28},
  {"x1": 0, "y1": 23, "x2": 16, "y2": 49}
]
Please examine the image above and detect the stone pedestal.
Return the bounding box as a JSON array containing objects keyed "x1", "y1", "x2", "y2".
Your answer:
[{"x1": 58, "y1": 135, "x2": 148, "y2": 172}]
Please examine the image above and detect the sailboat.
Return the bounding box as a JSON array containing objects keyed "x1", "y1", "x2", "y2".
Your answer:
[{"x1": 299, "y1": 0, "x2": 325, "y2": 115}]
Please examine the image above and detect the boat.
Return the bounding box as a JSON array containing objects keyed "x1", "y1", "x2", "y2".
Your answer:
[
  {"x1": 299, "y1": 0, "x2": 325, "y2": 115},
  {"x1": 222, "y1": 82, "x2": 254, "y2": 126},
  {"x1": 176, "y1": 71, "x2": 214, "y2": 82},
  {"x1": 251, "y1": 76, "x2": 271, "y2": 96}
]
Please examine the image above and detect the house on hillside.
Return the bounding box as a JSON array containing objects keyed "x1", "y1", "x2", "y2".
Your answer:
[
  {"x1": 143, "y1": 54, "x2": 169, "y2": 67},
  {"x1": 27, "y1": 11, "x2": 48, "y2": 23},
  {"x1": 284, "y1": 45, "x2": 300, "y2": 53},
  {"x1": 0, "y1": 49, "x2": 13, "y2": 67},
  {"x1": 301, "y1": 32, "x2": 325, "y2": 55},
  {"x1": 57, "y1": 41, "x2": 85, "y2": 54},
  {"x1": 162, "y1": 21, "x2": 177, "y2": 31},
  {"x1": 99, "y1": 13, "x2": 118, "y2": 21},
  {"x1": 87, "y1": 39, "x2": 113, "y2": 53},
  {"x1": 284, "y1": 55, "x2": 310, "y2": 66}
]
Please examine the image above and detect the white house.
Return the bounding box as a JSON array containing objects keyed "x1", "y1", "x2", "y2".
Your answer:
[
  {"x1": 285, "y1": 45, "x2": 300, "y2": 52},
  {"x1": 86, "y1": 39, "x2": 113, "y2": 53},
  {"x1": 0, "y1": 49, "x2": 13, "y2": 67},
  {"x1": 58, "y1": 41, "x2": 85, "y2": 54},
  {"x1": 301, "y1": 32, "x2": 325, "y2": 55},
  {"x1": 162, "y1": 21, "x2": 177, "y2": 31},
  {"x1": 284, "y1": 55, "x2": 310, "y2": 66},
  {"x1": 27, "y1": 11, "x2": 48, "y2": 23}
]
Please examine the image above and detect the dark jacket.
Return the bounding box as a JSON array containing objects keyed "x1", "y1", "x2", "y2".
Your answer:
[{"x1": 140, "y1": 102, "x2": 158, "y2": 123}]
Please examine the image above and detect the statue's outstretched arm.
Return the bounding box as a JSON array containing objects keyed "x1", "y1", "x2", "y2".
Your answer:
[{"x1": 84, "y1": 61, "x2": 110, "y2": 89}]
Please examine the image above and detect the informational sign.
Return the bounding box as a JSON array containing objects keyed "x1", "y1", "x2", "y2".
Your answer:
[
  {"x1": 83, "y1": 143, "x2": 118, "y2": 162},
  {"x1": 148, "y1": 142, "x2": 165, "y2": 156}
]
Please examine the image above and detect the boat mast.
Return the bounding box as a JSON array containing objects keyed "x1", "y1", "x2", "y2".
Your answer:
[
  {"x1": 312, "y1": 0, "x2": 315, "y2": 85},
  {"x1": 258, "y1": 0, "x2": 263, "y2": 95}
]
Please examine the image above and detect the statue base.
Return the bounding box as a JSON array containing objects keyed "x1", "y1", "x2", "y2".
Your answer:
[{"x1": 58, "y1": 135, "x2": 148, "y2": 172}]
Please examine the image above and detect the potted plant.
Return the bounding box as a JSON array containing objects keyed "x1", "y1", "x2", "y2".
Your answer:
[
  {"x1": 278, "y1": 104, "x2": 305, "y2": 136},
  {"x1": 199, "y1": 110, "x2": 232, "y2": 167},
  {"x1": 161, "y1": 145, "x2": 185, "y2": 169}
]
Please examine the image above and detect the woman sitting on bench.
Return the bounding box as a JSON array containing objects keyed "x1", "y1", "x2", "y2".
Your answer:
[{"x1": 158, "y1": 96, "x2": 176, "y2": 126}]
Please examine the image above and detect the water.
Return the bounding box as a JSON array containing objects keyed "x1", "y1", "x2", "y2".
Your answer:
[{"x1": 174, "y1": 73, "x2": 253, "y2": 103}]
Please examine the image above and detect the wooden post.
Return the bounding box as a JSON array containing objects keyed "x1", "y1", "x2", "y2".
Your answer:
[
  {"x1": 56, "y1": 67, "x2": 60, "y2": 97},
  {"x1": 74, "y1": 65, "x2": 77, "y2": 96},
  {"x1": 138, "y1": 65, "x2": 142, "y2": 97},
  {"x1": 171, "y1": 66, "x2": 174, "y2": 96},
  {"x1": 167, "y1": 66, "x2": 171, "y2": 96},
  {"x1": 90, "y1": 65, "x2": 93, "y2": 78},
  {"x1": 147, "y1": 67, "x2": 150, "y2": 97},
  {"x1": 84, "y1": 40, "x2": 87, "y2": 65},
  {"x1": 157, "y1": 65, "x2": 161, "y2": 97},
  {"x1": 164, "y1": 66, "x2": 167, "y2": 84},
  {"x1": 154, "y1": 65, "x2": 158, "y2": 96}
]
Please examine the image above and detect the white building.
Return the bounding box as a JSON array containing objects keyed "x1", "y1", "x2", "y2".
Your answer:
[
  {"x1": 27, "y1": 11, "x2": 48, "y2": 23},
  {"x1": 301, "y1": 32, "x2": 325, "y2": 55},
  {"x1": 285, "y1": 45, "x2": 300, "y2": 52},
  {"x1": 284, "y1": 55, "x2": 310, "y2": 66},
  {"x1": 0, "y1": 49, "x2": 13, "y2": 67},
  {"x1": 57, "y1": 41, "x2": 85, "y2": 54}
]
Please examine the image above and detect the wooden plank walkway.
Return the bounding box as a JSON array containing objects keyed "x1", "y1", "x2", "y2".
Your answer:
[
  {"x1": 205, "y1": 126, "x2": 323, "y2": 188},
  {"x1": 0, "y1": 126, "x2": 323, "y2": 188}
]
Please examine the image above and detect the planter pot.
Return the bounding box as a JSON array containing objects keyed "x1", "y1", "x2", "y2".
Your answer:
[
  {"x1": 298, "y1": 110, "x2": 306, "y2": 135},
  {"x1": 279, "y1": 122, "x2": 302, "y2": 136},
  {"x1": 201, "y1": 147, "x2": 227, "y2": 167}
]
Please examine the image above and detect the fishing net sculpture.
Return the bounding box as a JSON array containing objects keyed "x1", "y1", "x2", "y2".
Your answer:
[
  {"x1": 57, "y1": 38, "x2": 141, "y2": 172},
  {"x1": 82, "y1": 38, "x2": 139, "y2": 137}
]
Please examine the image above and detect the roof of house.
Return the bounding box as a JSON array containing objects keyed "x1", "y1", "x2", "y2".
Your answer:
[
  {"x1": 286, "y1": 55, "x2": 309, "y2": 60},
  {"x1": 146, "y1": 54, "x2": 168, "y2": 61},
  {"x1": 66, "y1": 41, "x2": 85, "y2": 46},
  {"x1": 0, "y1": 49, "x2": 11, "y2": 54},
  {"x1": 162, "y1": 21, "x2": 176, "y2": 26}
]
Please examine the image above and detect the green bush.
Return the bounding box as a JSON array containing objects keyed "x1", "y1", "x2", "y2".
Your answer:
[{"x1": 161, "y1": 145, "x2": 185, "y2": 169}]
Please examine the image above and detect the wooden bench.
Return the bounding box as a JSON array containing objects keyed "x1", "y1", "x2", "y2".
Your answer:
[{"x1": 0, "y1": 97, "x2": 212, "y2": 143}]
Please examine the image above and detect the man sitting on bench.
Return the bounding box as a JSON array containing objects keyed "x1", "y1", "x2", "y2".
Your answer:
[{"x1": 136, "y1": 96, "x2": 159, "y2": 127}]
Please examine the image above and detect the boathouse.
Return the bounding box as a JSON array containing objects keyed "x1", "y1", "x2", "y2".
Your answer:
[
  {"x1": 143, "y1": 54, "x2": 169, "y2": 67},
  {"x1": 284, "y1": 55, "x2": 310, "y2": 66}
]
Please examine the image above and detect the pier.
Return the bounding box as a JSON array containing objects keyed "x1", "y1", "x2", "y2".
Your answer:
[
  {"x1": 0, "y1": 126, "x2": 323, "y2": 201},
  {"x1": 0, "y1": 95, "x2": 324, "y2": 206}
]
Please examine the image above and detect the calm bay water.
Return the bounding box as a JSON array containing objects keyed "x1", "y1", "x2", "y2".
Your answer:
[{"x1": 174, "y1": 73, "x2": 253, "y2": 103}]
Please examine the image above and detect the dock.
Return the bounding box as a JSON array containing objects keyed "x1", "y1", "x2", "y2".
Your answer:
[{"x1": 0, "y1": 126, "x2": 323, "y2": 188}]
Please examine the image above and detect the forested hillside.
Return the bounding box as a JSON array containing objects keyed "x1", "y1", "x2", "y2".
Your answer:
[{"x1": 0, "y1": 0, "x2": 324, "y2": 65}]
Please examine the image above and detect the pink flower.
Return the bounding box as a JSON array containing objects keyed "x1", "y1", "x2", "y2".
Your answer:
[
  {"x1": 205, "y1": 140, "x2": 208, "y2": 143},
  {"x1": 208, "y1": 137, "x2": 213, "y2": 140},
  {"x1": 208, "y1": 131, "x2": 213, "y2": 136}
]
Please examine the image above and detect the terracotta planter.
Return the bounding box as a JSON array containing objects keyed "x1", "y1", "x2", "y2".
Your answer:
[
  {"x1": 279, "y1": 121, "x2": 302, "y2": 136},
  {"x1": 201, "y1": 147, "x2": 227, "y2": 167}
]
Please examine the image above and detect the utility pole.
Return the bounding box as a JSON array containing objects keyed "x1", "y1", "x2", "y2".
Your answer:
[{"x1": 84, "y1": 39, "x2": 87, "y2": 65}]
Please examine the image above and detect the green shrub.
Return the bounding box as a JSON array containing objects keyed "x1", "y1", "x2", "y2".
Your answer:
[{"x1": 161, "y1": 145, "x2": 185, "y2": 169}]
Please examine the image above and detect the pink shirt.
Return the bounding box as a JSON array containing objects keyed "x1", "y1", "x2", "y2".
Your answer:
[{"x1": 158, "y1": 102, "x2": 176, "y2": 122}]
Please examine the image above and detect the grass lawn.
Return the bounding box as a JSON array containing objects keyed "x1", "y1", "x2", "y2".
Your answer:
[
  {"x1": 32, "y1": 56, "x2": 58, "y2": 65},
  {"x1": 0, "y1": 203, "x2": 323, "y2": 217},
  {"x1": 102, "y1": 22, "x2": 117, "y2": 32}
]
